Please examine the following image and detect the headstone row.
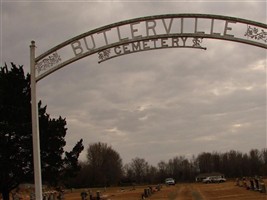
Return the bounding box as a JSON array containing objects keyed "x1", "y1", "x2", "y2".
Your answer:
[
  {"x1": 235, "y1": 177, "x2": 266, "y2": 194},
  {"x1": 141, "y1": 184, "x2": 162, "y2": 199},
  {"x1": 80, "y1": 191, "x2": 101, "y2": 200},
  {"x1": 27, "y1": 191, "x2": 64, "y2": 200}
]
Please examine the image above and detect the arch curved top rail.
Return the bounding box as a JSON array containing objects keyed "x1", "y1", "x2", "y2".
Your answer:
[{"x1": 34, "y1": 13, "x2": 267, "y2": 82}]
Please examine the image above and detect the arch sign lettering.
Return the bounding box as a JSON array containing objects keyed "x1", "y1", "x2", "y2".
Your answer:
[{"x1": 30, "y1": 14, "x2": 267, "y2": 199}]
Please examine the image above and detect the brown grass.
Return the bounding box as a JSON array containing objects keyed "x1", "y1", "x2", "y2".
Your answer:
[{"x1": 8, "y1": 179, "x2": 267, "y2": 200}]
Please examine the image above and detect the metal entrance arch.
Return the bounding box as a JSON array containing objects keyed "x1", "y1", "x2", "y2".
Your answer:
[{"x1": 30, "y1": 13, "x2": 267, "y2": 199}]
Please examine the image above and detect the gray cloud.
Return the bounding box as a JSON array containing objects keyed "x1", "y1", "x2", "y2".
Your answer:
[{"x1": 1, "y1": 1, "x2": 266, "y2": 165}]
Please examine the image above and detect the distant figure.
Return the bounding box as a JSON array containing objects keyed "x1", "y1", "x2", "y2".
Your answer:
[
  {"x1": 249, "y1": 177, "x2": 255, "y2": 190},
  {"x1": 254, "y1": 177, "x2": 260, "y2": 190}
]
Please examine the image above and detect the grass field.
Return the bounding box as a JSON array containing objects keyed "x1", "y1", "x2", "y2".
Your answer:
[
  {"x1": 63, "y1": 180, "x2": 267, "y2": 200},
  {"x1": 9, "y1": 179, "x2": 267, "y2": 200}
]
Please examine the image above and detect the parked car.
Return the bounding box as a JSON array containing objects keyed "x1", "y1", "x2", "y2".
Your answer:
[
  {"x1": 165, "y1": 178, "x2": 175, "y2": 185},
  {"x1": 202, "y1": 176, "x2": 226, "y2": 183}
]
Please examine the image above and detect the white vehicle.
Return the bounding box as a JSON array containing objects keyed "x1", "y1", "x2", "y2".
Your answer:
[
  {"x1": 202, "y1": 176, "x2": 226, "y2": 183},
  {"x1": 165, "y1": 178, "x2": 175, "y2": 185}
]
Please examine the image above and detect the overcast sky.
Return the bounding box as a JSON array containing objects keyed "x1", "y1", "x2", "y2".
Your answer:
[{"x1": 1, "y1": 0, "x2": 266, "y2": 165}]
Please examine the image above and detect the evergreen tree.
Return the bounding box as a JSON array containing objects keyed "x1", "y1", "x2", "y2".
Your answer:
[
  {"x1": 0, "y1": 63, "x2": 84, "y2": 200},
  {"x1": 0, "y1": 63, "x2": 32, "y2": 200}
]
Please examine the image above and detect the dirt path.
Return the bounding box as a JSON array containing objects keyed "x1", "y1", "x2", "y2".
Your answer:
[
  {"x1": 175, "y1": 185, "x2": 194, "y2": 200},
  {"x1": 147, "y1": 184, "x2": 204, "y2": 200},
  {"x1": 171, "y1": 185, "x2": 203, "y2": 200}
]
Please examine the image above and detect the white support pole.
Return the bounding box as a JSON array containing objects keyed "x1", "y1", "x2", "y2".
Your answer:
[{"x1": 30, "y1": 41, "x2": 43, "y2": 200}]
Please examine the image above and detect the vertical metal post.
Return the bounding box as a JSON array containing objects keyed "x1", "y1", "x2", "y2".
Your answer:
[{"x1": 30, "y1": 41, "x2": 43, "y2": 200}]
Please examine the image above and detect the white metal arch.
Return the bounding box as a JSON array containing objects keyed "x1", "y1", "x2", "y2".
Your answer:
[{"x1": 30, "y1": 13, "x2": 267, "y2": 200}]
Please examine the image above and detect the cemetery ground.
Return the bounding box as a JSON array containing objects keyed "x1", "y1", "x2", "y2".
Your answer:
[{"x1": 15, "y1": 179, "x2": 266, "y2": 200}]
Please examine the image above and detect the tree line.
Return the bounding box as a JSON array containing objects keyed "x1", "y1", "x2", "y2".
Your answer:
[{"x1": 66, "y1": 142, "x2": 267, "y2": 188}]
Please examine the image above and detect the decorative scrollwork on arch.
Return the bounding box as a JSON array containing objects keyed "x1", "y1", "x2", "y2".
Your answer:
[
  {"x1": 192, "y1": 37, "x2": 207, "y2": 50},
  {"x1": 36, "y1": 52, "x2": 61, "y2": 74},
  {"x1": 98, "y1": 49, "x2": 111, "y2": 62},
  {"x1": 245, "y1": 25, "x2": 267, "y2": 43}
]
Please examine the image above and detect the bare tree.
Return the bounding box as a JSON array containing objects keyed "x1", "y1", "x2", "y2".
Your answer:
[
  {"x1": 86, "y1": 142, "x2": 123, "y2": 186},
  {"x1": 157, "y1": 161, "x2": 168, "y2": 182},
  {"x1": 128, "y1": 157, "x2": 149, "y2": 184}
]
